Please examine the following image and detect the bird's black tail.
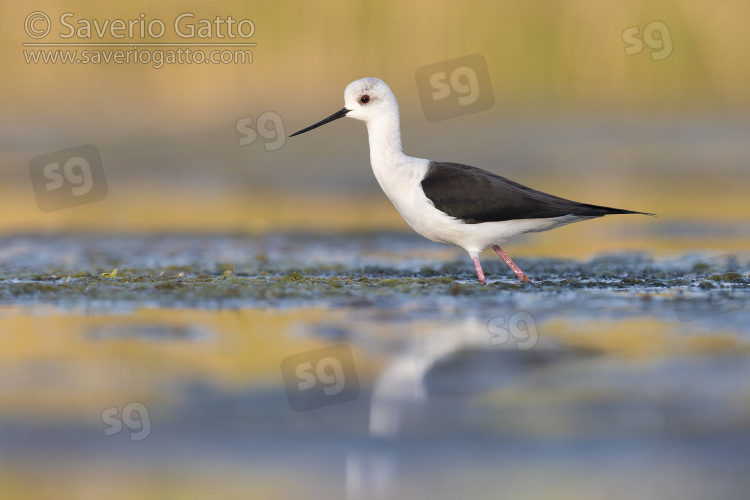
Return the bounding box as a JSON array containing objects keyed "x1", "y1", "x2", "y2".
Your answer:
[{"x1": 572, "y1": 203, "x2": 656, "y2": 218}]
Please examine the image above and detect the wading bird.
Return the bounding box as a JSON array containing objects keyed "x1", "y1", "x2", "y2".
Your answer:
[{"x1": 290, "y1": 78, "x2": 652, "y2": 283}]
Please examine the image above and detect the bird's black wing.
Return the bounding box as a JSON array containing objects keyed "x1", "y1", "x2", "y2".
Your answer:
[{"x1": 420, "y1": 161, "x2": 653, "y2": 224}]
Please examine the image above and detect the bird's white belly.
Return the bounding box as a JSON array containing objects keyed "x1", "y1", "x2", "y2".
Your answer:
[{"x1": 397, "y1": 190, "x2": 585, "y2": 253}]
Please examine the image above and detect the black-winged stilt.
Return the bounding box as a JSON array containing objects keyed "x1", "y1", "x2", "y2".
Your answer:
[{"x1": 290, "y1": 78, "x2": 653, "y2": 283}]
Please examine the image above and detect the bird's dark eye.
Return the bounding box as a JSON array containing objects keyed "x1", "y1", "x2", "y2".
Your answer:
[{"x1": 360, "y1": 95, "x2": 370, "y2": 104}]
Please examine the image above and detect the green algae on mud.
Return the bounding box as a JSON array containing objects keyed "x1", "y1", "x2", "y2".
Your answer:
[
  {"x1": 0, "y1": 234, "x2": 747, "y2": 317},
  {"x1": 0, "y1": 273, "x2": 467, "y2": 304},
  {"x1": 0, "y1": 265, "x2": 747, "y2": 307}
]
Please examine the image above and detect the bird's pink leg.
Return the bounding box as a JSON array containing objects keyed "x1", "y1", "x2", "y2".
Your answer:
[
  {"x1": 491, "y1": 245, "x2": 530, "y2": 282},
  {"x1": 471, "y1": 255, "x2": 486, "y2": 284}
]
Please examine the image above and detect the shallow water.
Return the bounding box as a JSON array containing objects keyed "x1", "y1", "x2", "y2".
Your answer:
[{"x1": 1, "y1": 233, "x2": 749, "y2": 499}]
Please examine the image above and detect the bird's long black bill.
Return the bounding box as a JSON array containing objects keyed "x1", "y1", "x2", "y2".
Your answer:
[{"x1": 289, "y1": 107, "x2": 350, "y2": 137}]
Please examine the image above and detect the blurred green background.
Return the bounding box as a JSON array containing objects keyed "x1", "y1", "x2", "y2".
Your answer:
[{"x1": 1, "y1": 0, "x2": 749, "y2": 247}]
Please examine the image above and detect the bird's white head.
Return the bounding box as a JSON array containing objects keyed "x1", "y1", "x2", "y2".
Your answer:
[
  {"x1": 289, "y1": 78, "x2": 399, "y2": 137},
  {"x1": 343, "y1": 78, "x2": 398, "y2": 123}
]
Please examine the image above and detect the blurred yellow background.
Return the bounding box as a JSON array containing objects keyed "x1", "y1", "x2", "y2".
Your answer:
[{"x1": 1, "y1": 0, "x2": 749, "y2": 255}]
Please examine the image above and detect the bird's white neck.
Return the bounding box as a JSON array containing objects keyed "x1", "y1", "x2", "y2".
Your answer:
[
  {"x1": 365, "y1": 112, "x2": 407, "y2": 173},
  {"x1": 363, "y1": 109, "x2": 430, "y2": 220}
]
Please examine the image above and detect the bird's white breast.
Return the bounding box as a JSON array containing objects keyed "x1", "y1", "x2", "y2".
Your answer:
[{"x1": 369, "y1": 155, "x2": 476, "y2": 248}]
